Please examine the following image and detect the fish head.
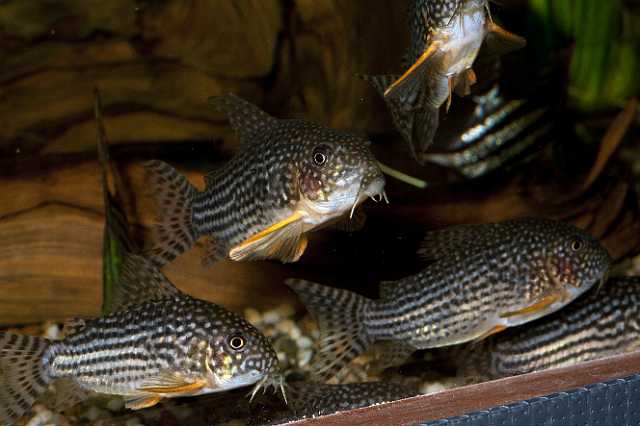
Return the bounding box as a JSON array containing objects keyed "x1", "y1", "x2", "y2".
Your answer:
[
  {"x1": 286, "y1": 121, "x2": 386, "y2": 219},
  {"x1": 207, "y1": 321, "x2": 279, "y2": 391},
  {"x1": 541, "y1": 223, "x2": 611, "y2": 300}
]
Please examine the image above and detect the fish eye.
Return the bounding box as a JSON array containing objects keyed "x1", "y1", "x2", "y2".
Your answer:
[
  {"x1": 312, "y1": 145, "x2": 330, "y2": 167},
  {"x1": 227, "y1": 334, "x2": 246, "y2": 351},
  {"x1": 570, "y1": 238, "x2": 584, "y2": 251}
]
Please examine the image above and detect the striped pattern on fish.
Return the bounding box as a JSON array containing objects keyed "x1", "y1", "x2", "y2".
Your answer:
[
  {"x1": 0, "y1": 255, "x2": 281, "y2": 425},
  {"x1": 456, "y1": 276, "x2": 640, "y2": 380},
  {"x1": 146, "y1": 94, "x2": 386, "y2": 267},
  {"x1": 287, "y1": 218, "x2": 610, "y2": 380}
]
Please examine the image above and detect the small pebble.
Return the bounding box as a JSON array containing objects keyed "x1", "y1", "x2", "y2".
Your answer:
[
  {"x1": 262, "y1": 310, "x2": 281, "y2": 325},
  {"x1": 244, "y1": 308, "x2": 262, "y2": 325},
  {"x1": 297, "y1": 336, "x2": 313, "y2": 349}
]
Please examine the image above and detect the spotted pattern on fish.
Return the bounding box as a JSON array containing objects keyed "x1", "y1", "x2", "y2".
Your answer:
[
  {"x1": 287, "y1": 218, "x2": 610, "y2": 380},
  {"x1": 0, "y1": 255, "x2": 280, "y2": 425},
  {"x1": 47, "y1": 295, "x2": 276, "y2": 396},
  {"x1": 146, "y1": 94, "x2": 385, "y2": 267},
  {"x1": 456, "y1": 277, "x2": 640, "y2": 380}
]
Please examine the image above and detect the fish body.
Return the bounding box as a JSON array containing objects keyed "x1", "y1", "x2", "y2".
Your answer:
[
  {"x1": 286, "y1": 218, "x2": 610, "y2": 379},
  {"x1": 146, "y1": 94, "x2": 386, "y2": 267},
  {"x1": 0, "y1": 255, "x2": 280, "y2": 425},
  {"x1": 364, "y1": 0, "x2": 525, "y2": 162},
  {"x1": 283, "y1": 381, "x2": 418, "y2": 420},
  {"x1": 455, "y1": 276, "x2": 640, "y2": 380}
]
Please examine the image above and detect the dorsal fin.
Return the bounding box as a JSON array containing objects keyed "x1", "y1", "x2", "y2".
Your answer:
[
  {"x1": 379, "y1": 280, "x2": 400, "y2": 299},
  {"x1": 105, "y1": 254, "x2": 181, "y2": 314},
  {"x1": 209, "y1": 93, "x2": 277, "y2": 149}
]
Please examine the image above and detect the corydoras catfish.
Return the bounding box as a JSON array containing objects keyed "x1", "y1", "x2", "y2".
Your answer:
[
  {"x1": 365, "y1": 0, "x2": 525, "y2": 162},
  {"x1": 287, "y1": 218, "x2": 610, "y2": 379},
  {"x1": 454, "y1": 276, "x2": 640, "y2": 381},
  {"x1": 145, "y1": 94, "x2": 386, "y2": 267},
  {"x1": 0, "y1": 255, "x2": 282, "y2": 425}
]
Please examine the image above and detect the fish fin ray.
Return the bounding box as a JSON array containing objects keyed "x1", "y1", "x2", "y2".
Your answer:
[
  {"x1": 209, "y1": 93, "x2": 277, "y2": 149},
  {"x1": 484, "y1": 21, "x2": 526, "y2": 57},
  {"x1": 138, "y1": 372, "x2": 207, "y2": 395},
  {"x1": 471, "y1": 324, "x2": 507, "y2": 344},
  {"x1": 61, "y1": 318, "x2": 86, "y2": 338},
  {"x1": 107, "y1": 254, "x2": 181, "y2": 313},
  {"x1": 454, "y1": 69, "x2": 477, "y2": 97},
  {"x1": 418, "y1": 223, "x2": 499, "y2": 261},
  {"x1": 0, "y1": 332, "x2": 51, "y2": 425},
  {"x1": 50, "y1": 378, "x2": 91, "y2": 412},
  {"x1": 229, "y1": 212, "x2": 305, "y2": 263},
  {"x1": 143, "y1": 160, "x2": 199, "y2": 268},
  {"x1": 369, "y1": 341, "x2": 416, "y2": 372},
  {"x1": 360, "y1": 74, "x2": 431, "y2": 162},
  {"x1": 285, "y1": 279, "x2": 373, "y2": 381},
  {"x1": 379, "y1": 280, "x2": 400, "y2": 299},
  {"x1": 384, "y1": 41, "x2": 442, "y2": 106},
  {"x1": 499, "y1": 293, "x2": 562, "y2": 320},
  {"x1": 124, "y1": 394, "x2": 162, "y2": 410}
]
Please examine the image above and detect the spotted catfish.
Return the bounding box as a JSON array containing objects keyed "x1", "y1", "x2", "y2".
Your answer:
[
  {"x1": 145, "y1": 94, "x2": 386, "y2": 267},
  {"x1": 454, "y1": 276, "x2": 640, "y2": 381},
  {"x1": 364, "y1": 0, "x2": 525, "y2": 162},
  {"x1": 286, "y1": 218, "x2": 610, "y2": 380},
  {"x1": 0, "y1": 254, "x2": 282, "y2": 425}
]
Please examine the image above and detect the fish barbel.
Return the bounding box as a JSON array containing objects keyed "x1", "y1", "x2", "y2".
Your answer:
[
  {"x1": 364, "y1": 0, "x2": 525, "y2": 162},
  {"x1": 145, "y1": 94, "x2": 386, "y2": 267},
  {"x1": 0, "y1": 255, "x2": 282, "y2": 425},
  {"x1": 454, "y1": 276, "x2": 640, "y2": 380},
  {"x1": 286, "y1": 218, "x2": 610, "y2": 379}
]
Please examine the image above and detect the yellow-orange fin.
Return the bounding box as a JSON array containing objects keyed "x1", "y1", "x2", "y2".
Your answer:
[
  {"x1": 499, "y1": 294, "x2": 560, "y2": 319},
  {"x1": 384, "y1": 41, "x2": 442, "y2": 99},
  {"x1": 124, "y1": 394, "x2": 162, "y2": 410},
  {"x1": 472, "y1": 325, "x2": 507, "y2": 344},
  {"x1": 138, "y1": 372, "x2": 207, "y2": 395},
  {"x1": 446, "y1": 76, "x2": 454, "y2": 112},
  {"x1": 229, "y1": 212, "x2": 305, "y2": 262}
]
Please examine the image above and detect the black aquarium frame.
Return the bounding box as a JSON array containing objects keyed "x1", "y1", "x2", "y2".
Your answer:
[{"x1": 287, "y1": 350, "x2": 640, "y2": 425}]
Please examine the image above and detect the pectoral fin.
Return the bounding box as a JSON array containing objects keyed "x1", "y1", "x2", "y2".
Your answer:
[
  {"x1": 499, "y1": 294, "x2": 561, "y2": 319},
  {"x1": 138, "y1": 372, "x2": 207, "y2": 395},
  {"x1": 124, "y1": 394, "x2": 162, "y2": 410},
  {"x1": 229, "y1": 212, "x2": 305, "y2": 262},
  {"x1": 454, "y1": 69, "x2": 477, "y2": 97},
  {"x1": 472, "y1": 324, "x2": 507, "y2": 344},
  {"x1": 384, "y1": 41, "x2": 442, "y2": 101},
  {"x1": 485, "y1": 21, "x2": 526, "y2": 57}
]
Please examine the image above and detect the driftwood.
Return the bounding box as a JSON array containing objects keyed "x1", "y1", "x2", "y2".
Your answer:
[{"x1": 0, "y1": 0, "x2": 406, "y2": 156}]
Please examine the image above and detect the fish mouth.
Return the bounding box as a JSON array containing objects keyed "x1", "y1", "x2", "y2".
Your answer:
[
  {"x1": 248, "y1": 373, "x2": 288, "y2": 405},
  {"x1": 348, "y1": 176, "x2": 388, "y2": 219}
]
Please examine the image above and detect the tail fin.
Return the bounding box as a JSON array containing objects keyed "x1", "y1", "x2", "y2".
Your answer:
[
  {"x1": 144, "y1": 160, "x2": 198, "y2": 267},
  {"x1": 360, "y1": 74, "x2": 437, "y2": 162},
  {"x1": 0, "y1": 332, "x2": 51, "y2": 425},
  {"x1": 285, "y1": 279, "x2": 373, "y2": 381}
]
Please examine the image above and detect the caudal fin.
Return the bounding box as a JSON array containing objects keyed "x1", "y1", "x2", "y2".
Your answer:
[
  {"x1": 144, "y1": 160, "x2": 198, "y2": 267},
  {"x1": 0, "y1": 332, "x2": 52, "y2": 425},
  {"x1": 285, "y1": 279, "x2": 373, "y2": 381},
  {"x1": 360, "y1": 74, "x2": 438, "y2": 162}
]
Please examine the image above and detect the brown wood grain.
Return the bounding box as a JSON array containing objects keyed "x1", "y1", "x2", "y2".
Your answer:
[
  {"x1": 289, "y1": 350, "x2": 640, "y2": 425},
  {"x1": 0, "y1": 157, "x2": 299, "y2": 325}
]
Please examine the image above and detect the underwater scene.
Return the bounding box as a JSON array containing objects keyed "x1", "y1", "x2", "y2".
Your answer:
[{"x1": 1, "y1": 0, "x2": 640, "y2": 425}]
